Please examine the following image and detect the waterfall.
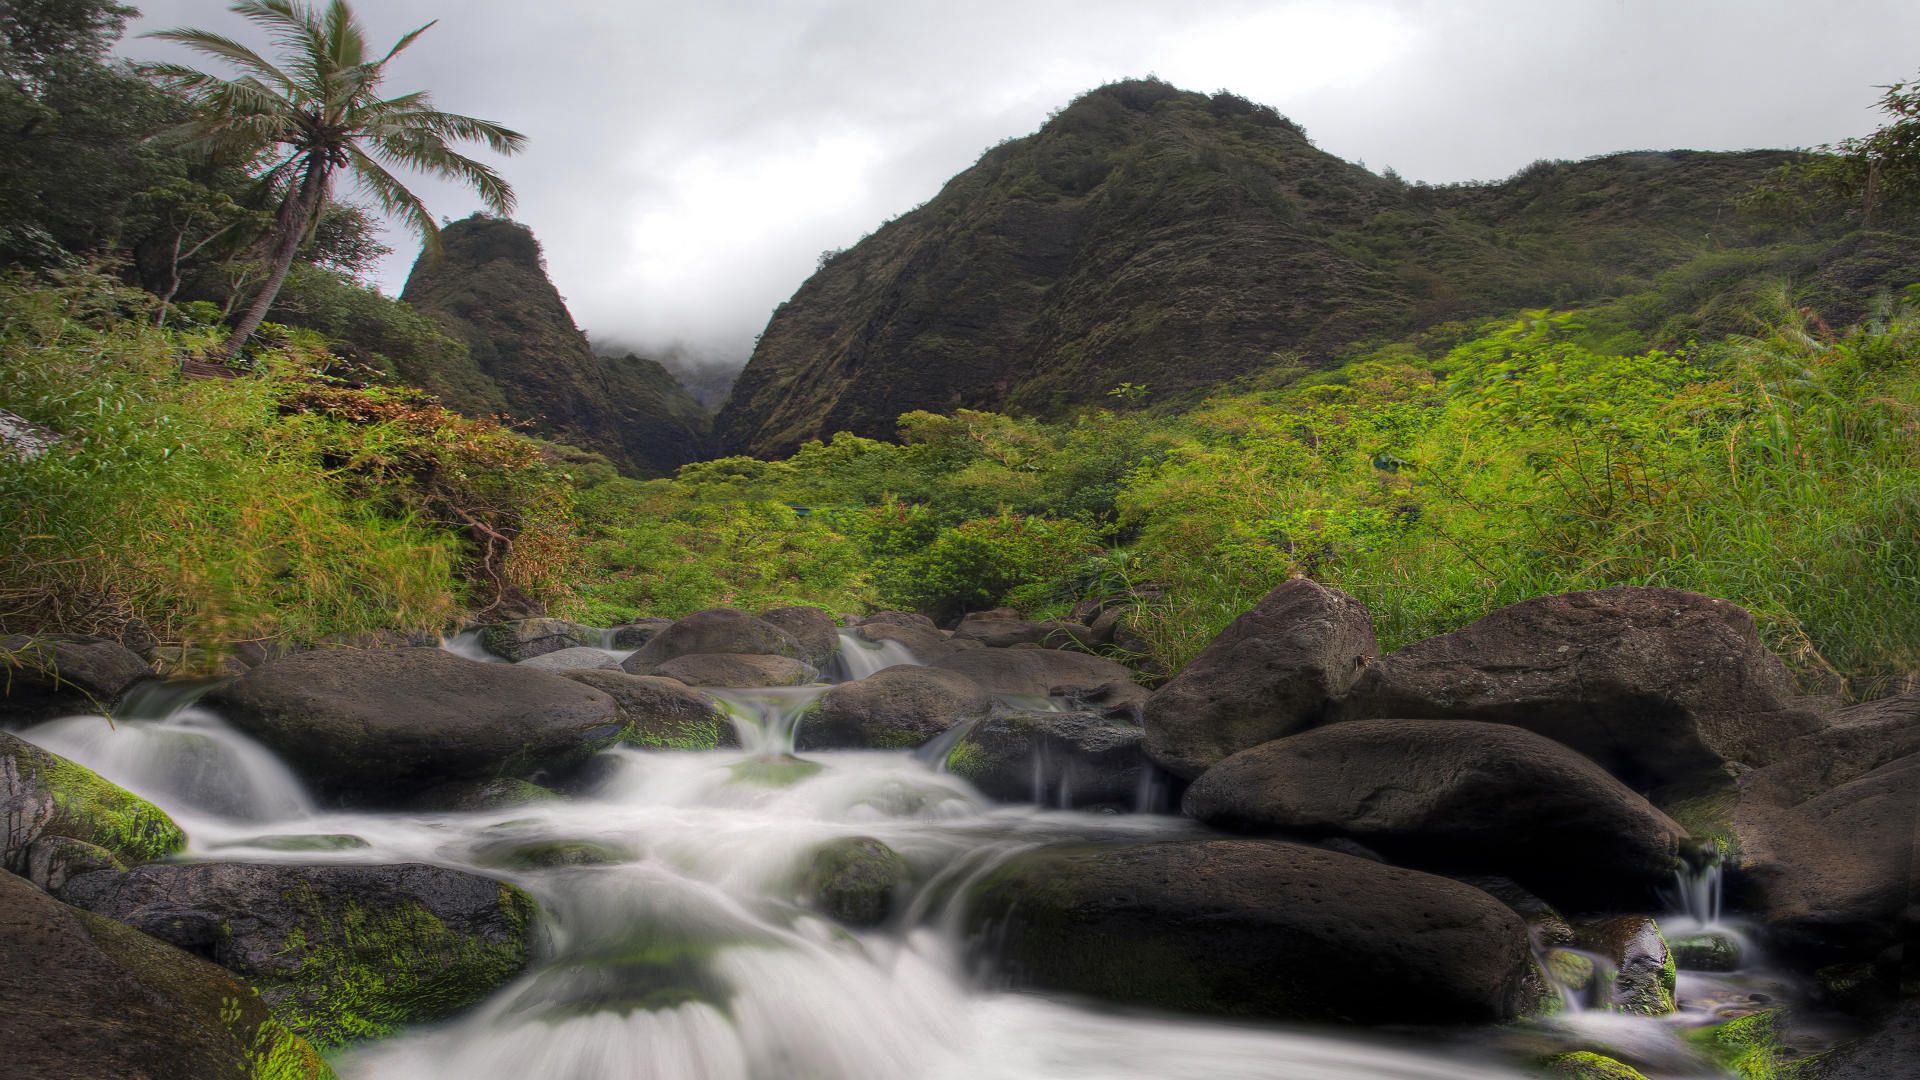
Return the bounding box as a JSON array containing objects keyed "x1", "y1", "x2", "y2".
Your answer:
[{"x1": 830, "y1": 630, "x2": 920, "y2": 681}]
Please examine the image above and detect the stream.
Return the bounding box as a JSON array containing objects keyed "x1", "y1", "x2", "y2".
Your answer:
[{"x1": 15, "y1": 633, "x2": 1783, "y2": 1079}]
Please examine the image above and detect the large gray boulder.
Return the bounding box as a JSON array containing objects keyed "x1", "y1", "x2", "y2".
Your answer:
[
  {"x1": 0, "y1": 869, "x2": 334, "y2": 1079},
  {"x1": 801, "y1": 836, "x2": 910, "y2": 927},
  {"x1": 0, "y1": 634, "x2": 153, "y2": 722},
  {"x1": 623, "y1": 609, "x2": 802, "y2": 672},
  {"x1": 650, "y1": 653, "x2": 816, "y2": 688},
  {"x1": 2, "y1": 731, "x2": 185, "y2": 871},
  {"x1": 1184, "y1": 720, "x2": 1688, "y2": 906},
  {"x1": 206, "y1": 648, "x2": 624, "y2": 804},
  {"x1": 930, "y1": 648, "x2": 1147, "y2": 716},
  {"x1": 852, "y1": 620, "x2": 969, "y2": 659},
  {"x1": 477, "y1": 618, "x2": 593, "y2": 661},
  {"x1": 759, "y1": 606, "x2": 840, "y2": 668},
  {"x1": 963, "y1": 838, "x2": 1540, "y2": 1024},
  {"x1": 951, "y1": 618, "x2": 1098, "y2": 650},
  {"x1": 516, "y1": 645, "x2": 623, "y2": 673},
  {"x1": 564, "y1": 669, "x2": 738, "y2": 750},
  {"x1": 944, "y1": 710, "x2": 1153, "y2": 808},
  {"x1": 1142, "y1": 578, "x2": 1377, "y2": 779},
  {"x1": 60, "y1": 861, "x2": 536, "y2": 1049},
  {"x1": 1339, "y1": 587, "x2": 1825, "y2": 790},
  {"x1": 795, "y1": 666, "x2": 991, "y2": 750}
]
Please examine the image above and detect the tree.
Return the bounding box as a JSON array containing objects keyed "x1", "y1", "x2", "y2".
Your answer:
[
  {"x1": 1825, "y1": 75, "x2": 1920, "y2": 226},
  {"x1": 140, "y1": 0, "x2": 524, "y2": 357}
]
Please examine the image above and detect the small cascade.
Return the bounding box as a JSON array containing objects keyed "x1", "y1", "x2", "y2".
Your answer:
[
  {"x1": 830, "y1": 631, "x2": 919, "y2": 681},
  {"x1": 914, "y1": 713, "x2": 986, "y2": 772},
  {"x1": 1671, "y1": 860, "x2": 1725, "y2": 929},
  {"x1": 440, "y1": 629, "x2": 507, "y2": 663},
  {"x1": 708, "y1": 686, "x2": 832, "y2": 756}
]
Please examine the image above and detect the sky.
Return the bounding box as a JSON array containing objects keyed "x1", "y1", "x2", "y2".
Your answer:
[{"x1": 120, "y1": 0, "x2": 1920, "y2": 370}]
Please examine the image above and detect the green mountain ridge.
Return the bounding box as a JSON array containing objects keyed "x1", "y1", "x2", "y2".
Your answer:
[
  {"x1": 715, "y1": 78, "x2": 1888, "y2": 458},
  {"x1": 402, "y1": 216, "x2": 712, "y2": 477}
]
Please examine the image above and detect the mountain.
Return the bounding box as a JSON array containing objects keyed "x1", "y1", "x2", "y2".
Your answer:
[
  {"x1": 402, "y1": 216, "x2": 712, "y2": 476},
  {"x1": 716, "y1": 79, "x2": 1865, "y2": 458}
]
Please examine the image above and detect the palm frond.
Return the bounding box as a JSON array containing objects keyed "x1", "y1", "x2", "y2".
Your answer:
[
  {"x1": 369, "y1": 132, "x2": 516, "y2": 215},
  {"x1": 347, "y1": 145, "x2": 440, "y2": 249},
  {"x1": 376, "y1": 20, "x2": 438, "y2": 67},
  {"x1": 142, "y1": 29, "x2": 300, "y2": 96},
  {"x1": 363, "y1": 107, "x2": 527, "y2": 156},
  {"x1": 322, "y1": 0, "x2": 369, "y2": 72},
  {"x1": 232, "y1": 1, "x2": 326, "y2": 87}
]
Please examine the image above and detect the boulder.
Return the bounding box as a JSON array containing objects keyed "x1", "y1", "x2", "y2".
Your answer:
[
  {"x1": 650, "y1": 653, "x2": 816, "y2": 688},
  {"x1": 610, "y1": 618, "x2": 674, "y2": 649},
  {"x1": 852, "y1": 620, "x2": 968, "y2": 659},
  {"x1": 206, "y1": 648, "x2": 624, "y2": 804},
  {"x1": 1143, "y1": 578, "x2": 1377, "y2": 779},
  {"x1": 60, "y1": 861, "x2": 536, "y2": 1048},
  {"x1": 2, "y1": 731, "x2": 185, "y2": 870},
  {"x1": 19, "y1": 835, "x2": 123, "y2": 894},
  {"x1": 411, "y1": 778, "x2": 562, "y2": 812},
  {"x1": 795, "y1": 666, "x2": 991, "y2": 750},
  {"x1": 516, "y1": 645, "x2": 623, "y2": 673},
  {"x1": 930, "y1": 648, "x2": 1147, "y2": 716},
  {"x1": 1088, "y1": 606, "x2": 1130, "y2": 646},
  {"x1": 963, "y1": 838, "x2": 1540, "y2": 1023},
  {"x1": 959, "y1": 607, "x2": 1023, "y2": 624},
  {"x1": 0, "y1": 634, "x2": 153, "y2": 722},
  {"x1": 759, "y1": 606, "x2": 841, "y2": 668},
  {"x1": 477, "y1": 618, "x2": 592, "y2": 661},
  {"x1": 1574, "y1": 916, "x2": 1677, "y2": 1015},
  {"x1": 624, "y1": 609, "x2": 802, "y2": 672},
  {"x1": 864, "y1": 611, "x2": 940, "y2": 632},
  {"x1": 1544, "y1": 1053, "x2": 1650, "y2": 1080},
  {"x1": 0, "y1": 869, "x2": 334, "y2": 1080},
  {"x1": 564, "y1": 669, "x2": 737, "y2": 749},
  {"x1": 944, "y1": 710, "x2": 1154, "y2": 808},
  {"x1": 951, "y1": 618, "x2": 1098, "y2": 649},
  {"x1": 1183, "y1": 720, "x2": 1688, "y2": 906},
  {"x1": 1339, "y1": 588, "x2": 1826, "y2": 790},
  {"x1": 801, "y1": 836, "x2": 909, "y2": 926}
]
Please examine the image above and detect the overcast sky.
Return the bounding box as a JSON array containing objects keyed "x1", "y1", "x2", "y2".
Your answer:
[{"x1": 120, "y1": 1, "x2": 1920, "y2": 369}]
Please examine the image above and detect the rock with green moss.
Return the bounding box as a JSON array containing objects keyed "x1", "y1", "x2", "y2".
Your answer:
[
  {"x1": 964, "y1": 838, "x2": 1540, "y2": 1024},
  {"x1": 1575, "y1": 916, "x2": 1677, "y2": 1016},
  {"x1": 412, "y1": 777, "x2": 564, "y2": 811},
  {"x1": 2, "y1": 731, "x2": 186, "y2": 870},
  {"x1": 58, "y1": 861, "x2": 536, "y2": 1049},
  {"x1": 945, "y1": 709, "x2": 1151, "y2": 807},
  {"x1": 1686, "y1": 1010, "x2": 1826, "y2": 1079},
  {"x1": 477, "y1": 618, "x2": 592, "y2": 661},
  {"x1": 0, "y1": 633, "x2": 153, "y2": 722},
  {"x1": 795, "y1": 666, "x2": 990, "y2": 750},
  {"x1": 1670, "y1": 931, "x2": 1742, "y2": 972},
  {"x1": 0, "y1": 867, "x2": 335, "y2": 1079},
  {"x1": 20, "y1": 834, "x2": 124, "y2": 893},
  {"x1": 1544, "y1": 949, "x2": 1599, "y2": 1005},
  {"x1": 729, "y1": 755, "x2": 824, "y2": 787},
  {"x1": 1542, "y1": 1051, "x2": 1650, "y2": 1079},
  {"x1": 802, "y1": 836, "x2": 910, "y2": 926},
  {"x1": 472, "y1": 837, "x2": 632, "y2": 870},
  {"x1": 564, "y1": 669, "x2": 738, "y2": 750}
]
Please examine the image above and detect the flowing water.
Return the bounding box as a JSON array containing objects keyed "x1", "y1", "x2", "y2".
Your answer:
[{"x1": 18, "y1": 635, "x2": 1781, "y2": 1079}]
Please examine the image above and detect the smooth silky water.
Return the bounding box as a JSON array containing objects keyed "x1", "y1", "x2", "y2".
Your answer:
[{"x1": 18, "y1": 636, "x2": 1673, "y2": 1080}]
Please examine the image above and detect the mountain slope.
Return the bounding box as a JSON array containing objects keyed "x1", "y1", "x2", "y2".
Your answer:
[
  {"x1": 402, "y1": 216, "x2": 711, "y2": 476},
  {"x1": 716, "y1": 79, "x2": 1840, "y2": 457}
]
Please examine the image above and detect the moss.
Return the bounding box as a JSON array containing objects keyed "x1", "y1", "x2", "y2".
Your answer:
[
  {"x1": 1542, "y1": 1051, "x2": 1650, "y2": 1079},
  {"x1": 256, "y1": 882, "x2": 535, "y2": 1048},
  {"x1": 472, "y1": 838, "x2": 631, "y2": 870},
  {"x1": 627, "y1": 712, "x2": 727, "y2": 751},
  {"x1": 1685, "y1": 1010, "x2": 1826, "y2": 1079},
  {"x1": 1545, "y1": 949, "x2": 1596, "y2": 994},
  {"x1": 728, "y1": 755, "x2": 823, "y2": 787},
  {"x1": 4, "y1": 734, "x2": 185, "y2": 863},
  {"x1": 234, "y1": 834, "x2": 371, "y2": 853},
  {"x1": 943, "y1": 740, "x2": 992, "y2": 781},
  {"x1": 1670, "y1": 932, "x2": 1741, "y2": 972},
  {"x1": 801, "y1": 837, "x2": 910, "y2": 926}
]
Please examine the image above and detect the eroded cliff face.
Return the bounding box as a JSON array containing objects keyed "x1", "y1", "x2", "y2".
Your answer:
[
  {"x1": 403, "y1": 216, "x2": 711, "y2": 476},
  {"x1": 716, "y1": 79, "x2": 1817, "y2": 458}
]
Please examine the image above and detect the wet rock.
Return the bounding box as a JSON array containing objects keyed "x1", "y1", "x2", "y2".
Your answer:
[
  {"x1": 216, "y1": 834, "x2": 371, "y2": 853},
  {"x1": 964, "y1": 838, "x2": 1540, "y2": 1024},
  {"x1": 759, "y1": 606, "x2": 841, "y2": 668},
  {"x1": 1814, "y1": 997, "x2": 1920, "y2": 1079},
  {"x1": 206, "y1": 648, "x2": 624, "y2": 805},
  {"x1": 472, "y1": 838, "x2": 631, "y2": 870},
  {"x1": 944, "y1": 710, "x2": 1153, "y2": 808},
  {"x1": 610, "y1": 618, "x2": 674, "y2": 649},
  {"x1": 728, "y1": 755, "x2": 824, "y2": 787},
  {"x1": 478, "y1": 618, "x2": 592, "y2": 661},
  {"x1": 651, "y1": 652, "x2": 817, "y2": 688},
  {"x1": 951, "y1": 618, "x2": 1098, "y2": 649},
  {"x1": 624, "y1": 609, "x2": 802, "y2": 671},
  {"x1": 1543, "y1": 1052, "x2": 1649, "y2": 1079},
  {"x1": 2, "y1": 731, "x2": 185, "y2": 870},
  {"x1": 0, "y1": 633, "x2": 154, "y2": 722},
  {"x1": 1575, "y1": 916, "x2": 1676, "y2": 1015},
  {"x1": 851, "y1": 619, "x2": 972, "y2": 659},
  {"x1": 1183, "y1": 720, "x2": 1688, "y2": 906},
  {"x1": 59, "y1": 861, "x2": 536, "y2": 1048},
  {"x1": 517, "y1": 645, "x2": 623, "y2": 673},
  {"x1": 1459, "y1": 875, "x2": 1576, "y2": 949},
  {"x1": 802, "y1": 836, "x2": 909, "y2": 926},
  {"x1": 930, "y1": 648, "x2": 1147, "y2": 717},
  {"x1": 564, "y1": 669, "x2": 737, "y2": 749},
  {"x1": 0, "y1": 869, "x2": 334, "y2": 1080},
  {"x1": 1339, "y1": 587, "x2": 1825, "y2": 790},
  {"x1": 795, "y1": 666, "x2": 991, "y2": 750},
  {"x1": 20, "y1": 835, "x2": 123, "y2": 894},
  {"x1": 863, "y1": 611, "x2": 939, "y2": 632},
  {"x1": 1142, "y1": 578, "x2": 1377, "y2": 779},
  {"x1": 411, "y1": 778, "x2": 562, "y2": 812},
  {"x1": 1543, "y1": 950, "x2": 1599, "y2": 1004},
  {"x1": 1670, "y1": 931, "x2": 1742, "y2": 972}
]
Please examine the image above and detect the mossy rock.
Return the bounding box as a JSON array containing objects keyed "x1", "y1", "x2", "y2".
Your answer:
[
  {"x1": 1685, "y1": 1010, "x2": 1826, "y2": 1079},
  {"x1": 472, "y1": 838, "x2": 632, "y2": 870},
  {"x1": 1670, "y1": 931, "x2": 1742, "y2": 972},
  {"x1": 564, "y1": 669, "x2": 736, "y2": 751},
  {"x1": 1575, "y1": 916, "x2": 1676, "y2": 1016},
  {"x1": 504, "y1": 946, "x2": 734, "y2": 1019},
  {"x1": 1544, "y1": 949, "x2": 1597, "y2": 998},
  {"x1": 57, "y1": 862, "x2": 537, "y2": 1049},
  {"x1": 801, "y1": 837, "x2": 910, "y2": 926},
  {"x1": 412, "y1": 777, "x2": 563, "y2": 811},
  {"x1": 217, "y1": 834, "x2": 372, "y2": 853},
  {"x1": 1542, "y1": 1051, "x2": 1650, "y2": 1079},
  {"x1": 729, "y1": 755, "x2": 824, "y2": 787},
  {"x1": 1, "y1": 731, "x2": 186, "y2": 870}
]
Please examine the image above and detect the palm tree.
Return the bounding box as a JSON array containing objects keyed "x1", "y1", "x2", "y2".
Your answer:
[{"x1": 141, "y1": 0, "x2": 524, "y2": 357}]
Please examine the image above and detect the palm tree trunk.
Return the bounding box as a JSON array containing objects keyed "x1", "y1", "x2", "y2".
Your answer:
[{"x1": 216, "y1": 155, "x2": 331, "y2": 361}]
